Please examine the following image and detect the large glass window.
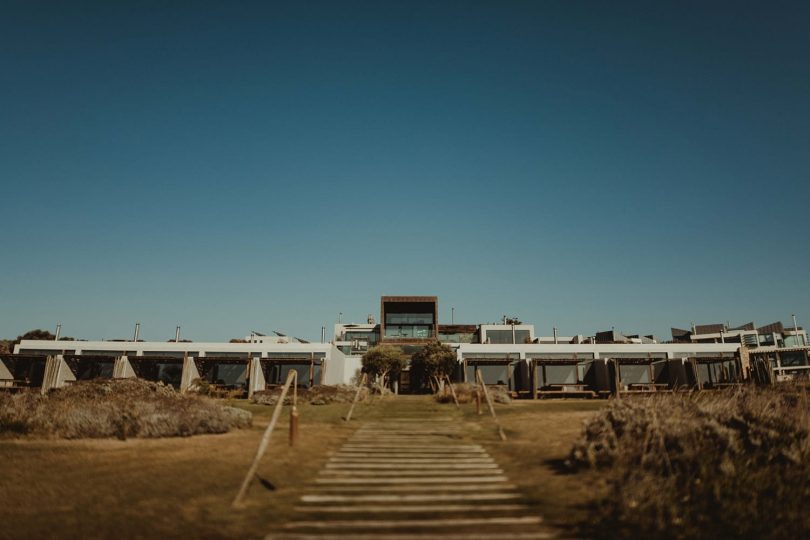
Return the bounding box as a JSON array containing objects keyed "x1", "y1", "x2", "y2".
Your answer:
[
  {"x1": 781, "y1": 352, "x2": 807, "y2": 367},
  {"x1": 207, "y1": 363, "x2": 247, "y2": 386},
  {"x1": 385, "y1": 313, "x2": 434, "y2": 325},
  {"x1": 157, "y1": 363, "x2": 184, "y2": 387},
  {"x1": 466, "y1": 363, "x2": 511, "y2": 388},
  {"x1": 74, "y1": 359, "x2": 115, "y2": 380},
  {"x1": 543, "y1": 365, "x2": 577, "y2": 385},
  {"x1": 485, "y1": 329, "x2": 531, "y2": 344},
  {"x1": 620, "y1": 364, "x2": 651, "y2": 384}
]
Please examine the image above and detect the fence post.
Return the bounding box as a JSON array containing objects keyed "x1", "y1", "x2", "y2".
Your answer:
[
  {"x1": 475, "y1": 388, "x2": 482, "y2": 415},
  {"x1": 344, "y1": 372, "x2": 368, "y2": 422},
  {"x1": 476, "y1": 368, "x2": 507, "y2": 441},
  {"x1": 445, "y1": 374, "x2": 460, "y2": 408},
  {"x1": 232, "y1": 369, "x2": 297, "y2": 507},
  {"x1": 289, "y1": 377, "x2": 299, "y2": 446},
  {"x1": 612, "y1": 358, "x2": 622, "y2": 401}
]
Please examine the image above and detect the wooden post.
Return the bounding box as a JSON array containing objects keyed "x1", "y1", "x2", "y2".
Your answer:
[
  {"x1": 612, "y1": 359, "x2": 622, "y2": 401},
  {"x1": 344, "y1": 373, "x2": 367, "y2": 422},
  {"x1": 475, "y1": 389, "x2": 482, "y2": 415},
  {"x1": 476, "y1": 368, "x2": 507, "y2": 441},
  {"x1": 445, "y1": 374, "x2": 460, "y2": 408},
  {"x1": 289, "y1": 374, "x2": 299, "y2": 446},
  {"x1": 691, "y1": 358, "x2": 703, "y2": 391},
  {"x1": 289, "y1": 406, "x2": 299, "y2": 446},
  {"x1": 232, "y1": 369, "x2": 297, "y2": 507}
]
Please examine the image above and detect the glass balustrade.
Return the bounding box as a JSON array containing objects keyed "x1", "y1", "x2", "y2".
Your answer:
[{"x1": 384, "y1": 325, "x2": 434, "y2": 339}]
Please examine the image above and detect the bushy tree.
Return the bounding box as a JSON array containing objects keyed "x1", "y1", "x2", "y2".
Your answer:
[
  {"x1": 411, "y1": 341, "x2": 458, "y2": 392},
  {"x1": 17, "y1": 329, "x2": 56, "y2": 341},
  {"x1": 361, "y1": 345, "x2": 406, "y2": 393},
  {"x1": 7, "y1": 329, "x2": 65, "y2": 354}
]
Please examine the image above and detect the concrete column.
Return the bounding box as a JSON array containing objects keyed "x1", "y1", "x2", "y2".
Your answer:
[
  {"x1": 0, "y1": 359, "x2": 13, "y2": 388},
  {"x1": 180, "y1": 356, "x2": 201, "y2": 393},
  {"x1": 248, "y1": 357, "x2": 266, "y2": 397},
  {"x1": 113, "y1": 356, "x2": 136, "y2": 379},
  {"x1": 41, "y1": 356, "x2": 58, "y2": 394},
  {"x1": 738, "y1": 346, "x2": 751, "y2": 380},
  {"x1": 41, "y1": 355, "x2": 75, "y2": 394}
]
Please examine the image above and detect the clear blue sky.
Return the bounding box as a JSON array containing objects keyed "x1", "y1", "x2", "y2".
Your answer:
[{"x1": 2, "y1": 1, "x2": 808, "y2": 342}]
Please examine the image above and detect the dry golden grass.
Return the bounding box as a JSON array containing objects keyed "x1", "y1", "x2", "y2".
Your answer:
[
  {"x1": 0, "y1": 398, "x2": 359, "y2": 539},
  {"x1": 569, "y1": 386, "x2": 810, "y2": 539},
  {"x1": 0, "y1": 379, "x2": 250, "y2": 439},
  {"x1": 251, "y1": 384, "x2": 369, "y2": 406},
  {"x1": 434, "y1": 382, "x2": 512, "y2": 404},
  {"x1": 459, "y1": 398, "x2": 609, "y2": 535},
  {"x1": 0, "y1": 390, "x2": 611, "y2": 539}
]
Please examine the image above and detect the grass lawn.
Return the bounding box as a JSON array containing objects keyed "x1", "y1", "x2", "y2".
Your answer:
[
  {"x1": 0, "y1": 394, "x2": 606, "y2": 539},
  {"x1": 460, "y1": 399, "x2": 609, "y2": 535}
]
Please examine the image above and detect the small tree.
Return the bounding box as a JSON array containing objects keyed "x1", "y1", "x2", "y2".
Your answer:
[
  {"x1": 411, "y1": 341, "x2": 458, "y2": 392},
  {"x1": 361, "y1": 345, "x2": 406, "y2": 393}
]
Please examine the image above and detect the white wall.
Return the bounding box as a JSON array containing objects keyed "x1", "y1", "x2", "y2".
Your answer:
[{"x1": 322, "y1": 347, "x2": 363, "y2": 385}]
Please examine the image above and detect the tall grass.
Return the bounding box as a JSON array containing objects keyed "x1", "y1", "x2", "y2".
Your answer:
[
  {"x1": 433, "y1": 383, "x2": 512, "y2": 404},
  {"x1": 569, "y1": 386, "x2": 810, "y2": 539},
  {"x1": 0, "y1": 379, "x2": 251, "y2": 439},
  {"x1": 251, "y1": 384, "x2": 368, "y2": 405}
]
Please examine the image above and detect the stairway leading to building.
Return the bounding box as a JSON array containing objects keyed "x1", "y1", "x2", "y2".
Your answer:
[{"x1": 266, "y1": 410, "x2": 553, "y2": 540}]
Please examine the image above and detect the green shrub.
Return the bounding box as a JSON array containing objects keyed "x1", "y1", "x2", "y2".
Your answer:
[
  {"x1": 569, "y1": 386, "x2": 810, "y2": 539},
  {"x1": 0, "y1": 379, "x2": 251, "y2": 439}
]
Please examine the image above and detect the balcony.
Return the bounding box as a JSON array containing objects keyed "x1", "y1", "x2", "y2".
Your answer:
[{"x1": 384, "y1": 325, "x2": 435, "y2": 340}]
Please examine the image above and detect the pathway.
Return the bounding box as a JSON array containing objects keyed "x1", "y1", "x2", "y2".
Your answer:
[{"x1": 266, "y1": 411, "x2": 553, "y2": 540}]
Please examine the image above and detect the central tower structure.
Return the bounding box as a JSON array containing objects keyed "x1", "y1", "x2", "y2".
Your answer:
[{"x1": 379, "y1": 296, "x2": 438, "y2": 345}]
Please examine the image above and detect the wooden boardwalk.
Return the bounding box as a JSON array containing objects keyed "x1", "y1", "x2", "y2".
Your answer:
[{"x1": 266, "y1": 414, "x2": 553, "y2": 540}]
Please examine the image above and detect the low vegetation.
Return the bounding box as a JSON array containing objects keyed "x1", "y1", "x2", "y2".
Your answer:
[
  {"x1": 0, "y1": 379, "x2": 251, "y2": 439},
  {"x1": 434, "y1": 382, "x2": 512, "y2": 404},
  {"x1": 569, "y1": 386, "x2": 810, "y2": 539},
  {"x1": 251, "y1": 384, "x2": 368, "y2": 406}
]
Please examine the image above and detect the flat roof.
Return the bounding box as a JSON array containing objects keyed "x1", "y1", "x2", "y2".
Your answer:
[{"x1": 381, "y1": 296, "x2": 437, "y2": 302}]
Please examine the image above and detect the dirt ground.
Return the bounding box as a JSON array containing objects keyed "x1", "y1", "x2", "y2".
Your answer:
[{"x1": 0, "y1": 394, "x2": 606, "y2": 539}]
